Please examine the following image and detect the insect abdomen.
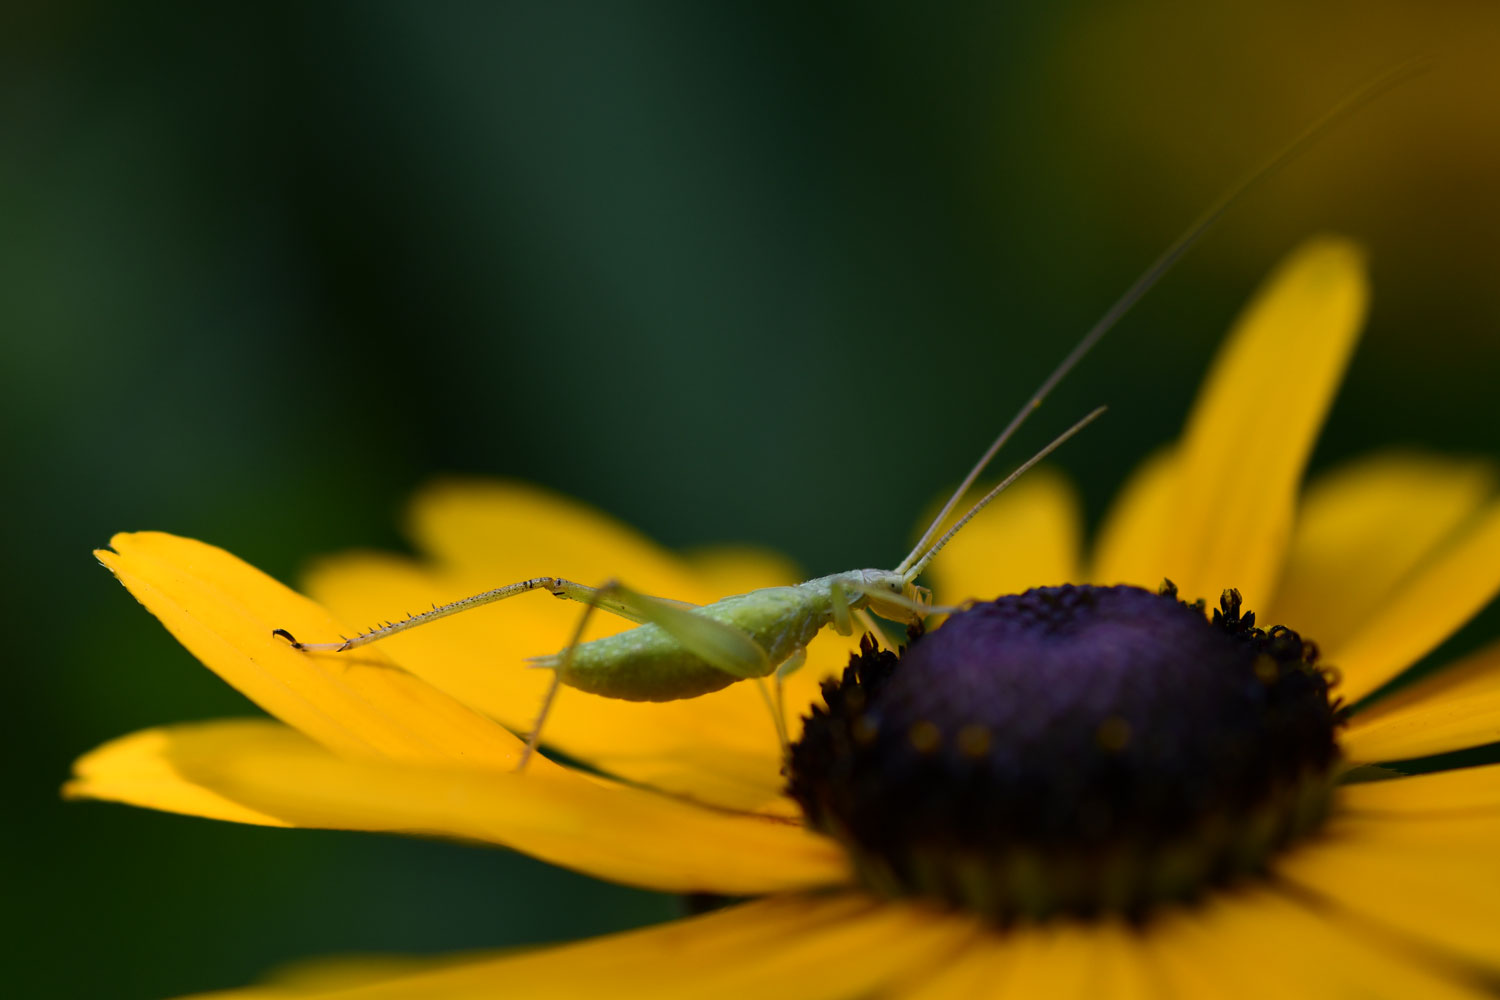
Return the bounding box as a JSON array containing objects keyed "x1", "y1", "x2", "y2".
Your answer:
[
  {"x1": 544, "y1": 585, "x2": 833, "y2": 702},
  {"x1": 553, "y1": 628, "x2": 742, "y2": 701}
]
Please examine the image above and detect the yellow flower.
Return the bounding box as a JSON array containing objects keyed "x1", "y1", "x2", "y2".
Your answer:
[{"x1": 69, "y1": 237, "x2": 1500, "y2": 997}]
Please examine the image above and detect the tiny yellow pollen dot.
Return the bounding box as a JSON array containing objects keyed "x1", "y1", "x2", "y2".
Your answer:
[
  {"x1": 908, "y1": 720, "x2": 942, "y2": 754},
  {"x1": 956, "y1": 724, "x2": 992, "y2": 758},
  {"x1": 1254, "y1": 656, "x2": 1280, "y2": 684},
  {"x1": 1096, "y1": 716, "x2": 1132, "y2": 752},
  {"x1": 852, "y1": 715, "x2": 879, "y2": 746}
]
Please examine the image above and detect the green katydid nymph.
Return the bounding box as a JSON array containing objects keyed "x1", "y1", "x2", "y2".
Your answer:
[
  {"x1": 273, "y1": 63, "x2": 1421, "y2": 770},
  {"x1": 272, "y1": 402, "x2": 1099, "y2": 765}
]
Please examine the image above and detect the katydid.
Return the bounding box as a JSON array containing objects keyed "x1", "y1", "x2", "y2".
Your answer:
[
  {"x1": 273, "y1": 63, "x2": 1420, "y2": 769},
  {"x1": 273, "y1": 406, "x2": 1098, "y2": 764}
]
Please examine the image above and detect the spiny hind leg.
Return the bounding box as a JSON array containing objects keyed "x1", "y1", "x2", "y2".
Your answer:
[{"x1": 273, "y1": 575, "x2": 673, "y2": 652}]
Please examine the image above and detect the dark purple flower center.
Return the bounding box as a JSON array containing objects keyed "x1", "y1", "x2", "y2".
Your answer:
[{"x1": 787, "y1": 584, "x2": 1340, "y2": 920}]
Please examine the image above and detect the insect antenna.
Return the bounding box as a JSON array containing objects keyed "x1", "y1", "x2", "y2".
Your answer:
[
  {"x1": 901, "y1": 405, "x2": 1105, "y2": 583},
  {"x1": 895, "y1": 57, "x2": 1430, "y2": 580}
]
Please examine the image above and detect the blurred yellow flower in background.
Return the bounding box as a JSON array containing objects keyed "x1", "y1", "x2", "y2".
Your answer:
[
  {"x1": 69, "y1": 237, "x2": 1500, "y2": 997},
  {"x1": 1040, "y1": 1, "x2": 1500, "y2": 363}
]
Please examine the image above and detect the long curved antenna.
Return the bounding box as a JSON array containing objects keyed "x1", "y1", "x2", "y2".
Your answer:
[
  {"x1": 897, "y1": 58, "x2": 1430, "y2": 577},
  {"x1": 902, "y1": 406, "x2": 1105, "y2": 582}
]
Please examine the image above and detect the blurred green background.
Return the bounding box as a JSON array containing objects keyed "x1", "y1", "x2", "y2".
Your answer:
[{"x1": 8, "y1": 3, "x2": 1500, "y2": 996}]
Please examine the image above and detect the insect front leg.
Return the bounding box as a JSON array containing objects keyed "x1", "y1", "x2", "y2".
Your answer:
[{"x1": 829, "y1": 578, "x2": 856, "y2": 635}]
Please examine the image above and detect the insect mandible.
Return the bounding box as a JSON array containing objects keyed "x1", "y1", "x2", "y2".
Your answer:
[{"x1": 272, "y1": 65, "x2": 1419, "y2": 769}]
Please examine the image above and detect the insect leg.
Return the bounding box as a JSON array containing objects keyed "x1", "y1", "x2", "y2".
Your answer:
[
  {"x1": 518, "y1": 580, "x2": 627, "y2": 771},
  {"x1": 604, "y1": 583, "x2": 772, "y2": 680},
  {"x1": 273, "y1": 575, "x2": 674, "y2": 652},
  {"x1": 857, "y1": 584, "x2": 961, "y2": 621},
  {"x1": 596, "y1": 583, "x2": 795, "y2": 755},
  {"x1": 522, "y1": 581, "x2": 787, "y2": 768},
  {"x1": 853, "y1": 608, "x2": 885, "y2": 638},
  {"x1": 829, "y1": 579, "x2": 855, "y2": 636},
  {"x1": 770, "y1": 646, "x2": 809, "y2": 759},
  {"x1": 754, "y1": 677, "x2": 790, "y2": 760},
  {"x1": 775, "y1": 646, "x2": 809, "y2": 681}
]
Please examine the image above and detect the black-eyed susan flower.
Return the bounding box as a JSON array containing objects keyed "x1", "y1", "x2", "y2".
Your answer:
[{"x1": 69, "y1": 237, "x2": 1500, "y2": 997}]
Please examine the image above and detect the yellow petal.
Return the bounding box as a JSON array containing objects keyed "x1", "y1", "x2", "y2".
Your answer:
[
  {"x1": 896, "y1": 920, "x2": 1159, "y2": 1000},
  {"x1": 304, "y1": 552, "x2": 846, "y2": 815},
  {"x1": 65, "y1": 719, "x2": 850, "y2": 895},
  {"x1": 1265, "y1": 453, "x2": 1497, "y2": 651},
  {"x1": 408, "y1": 479, "x2": 713, "y2": 599},
  {"x1": 66, "y1": 719, "x2": 294, "y2": 827},
  {"x1": 1149, "y1": 883, "x2": 1491, "y2": 1000},
  {"x1": 1089, "y1": 447, "x2": 1179, "y2": 589},
  {"x1": 1161, "y1": 237, "x2": 1368, "y2": 609},
  {"x1": 97, "y1": 532, "x2": 521, "y2": 768},
  {"x1": 884, "y1": 931, "x2": 1005, "y2": 1000},
  {"x1": 180, "y1": 893, "x2": 972, "y2": 1000},
  {"x1": 923, "y1": 467, "x2": 1083, "y2": 604},
  {"x1": 1277, "y1": 801, "x2": 1500, "y2": 970},
  {"x1": 1322, "y1": 498, "x2": 1500, "y2": 704},
  {"x1": 1140, "y1": 904, "x2": 1259, "y2": 1000},
  {"x1": 1081, "y1": 922, "x2": 1166, "y2": 1000},
  {"x1": 1343, "y1": 640, "x2": 1500, "y2": 763},
  {"x1": 195, "y1": 953, "x2": 482, "y2": 997},
  {"x1": 1337, "y1": 761, "x2": 1500, "y2": 814}
]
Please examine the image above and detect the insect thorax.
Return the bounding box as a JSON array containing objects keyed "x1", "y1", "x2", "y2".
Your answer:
[{"x1": 825, "y1": 569, "x2": 922, "y2": 624}]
